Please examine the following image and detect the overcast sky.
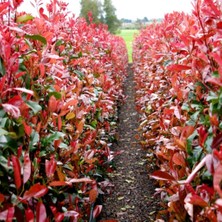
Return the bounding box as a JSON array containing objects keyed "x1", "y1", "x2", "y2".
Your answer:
[{"x1": 19, "y1": 0, "x2": 194, "y2": 20}]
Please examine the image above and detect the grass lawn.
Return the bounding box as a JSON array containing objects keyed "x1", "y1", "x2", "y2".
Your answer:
[{"x1": 117, "y1": 29, "x2": 139, "y2": 63}]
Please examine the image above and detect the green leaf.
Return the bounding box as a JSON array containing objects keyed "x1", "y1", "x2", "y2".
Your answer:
[
  {"x1": 90, "y1": 120, "x2": 97, "y2": 128},
  {"x1": 181, "y1": 103, "x2": 189, "y2": 111},
  {"x1": 47, "y1": 132, "x2": 65, "y2": 141},
  {"x1": 219, "y1": 92, "x2": 222, "y2": 106},
  {"x1": 219, "y1": 122, "x2": 222, "y2": 130},
  {"x1": 85, "y1": 125, "x2": 96, "y2": 130},
  {"x1": 187, "y1": 130, "x2": 198, "y2": 155},
  {"x1": 8, "y1": 132, "x2": 18, "y2": 139},
  {"x1": 205, "y1": 132, "x2": 213, "y2": 153},
  {"x1": 191, "y1": 102, "x2": 203, "y2": 111},
  {"x1": 212, "y1": 71, "x2": 219, "y2": 78},
  {"x1": 0, "y1": 57, "x2": 6, "y2": 76},
  {"x1": 0, "y1": 110, "x2": 6, "y2": 118},
  {"x1": 26, "y1": 101, "x2": 42, "y2": 114},
  {"x1": 48, "y1": 92, "x2": 62, "y2": 99},
  {"x1": 16, "y1": 14, "x2": 34, "y2": 23},
  {"x1": 29, "y1": 131, "x2": 40, "y2": 151},
  {"x1": 74, "y1": 70, "x2": 84, "y2": 80},
  {"x1": 25, "y1": 34, "x2": 47, "y2": 45},
  {"x1": 55, "y1": 39, "x2": 63, "y2": 47},
  {"x1": 58, "y1": 142, "x2": 68, "y2": 149},
  {"x1": 0, "y1": 128, "x2": 8, "y2": 136},
  {"x1": 207, "y1": 91, "x2": 217, "y2": 101},
  {"x1": 193, "y1": 146, "x2": 204, "y2": 161},
  {"x1": 19, "y1": 58, "x2": 27, "y2": 71},
  {"x1": 0, "y1": 156, "x2": 11, "y2": 171},
  {"x1": 42, "y1": 132, "x2": 65, "y2": 146}
]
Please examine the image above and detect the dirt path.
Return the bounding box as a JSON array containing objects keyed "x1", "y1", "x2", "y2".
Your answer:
[{"x1": 99, "y1": 65, "x2": 160, "y2": 222}]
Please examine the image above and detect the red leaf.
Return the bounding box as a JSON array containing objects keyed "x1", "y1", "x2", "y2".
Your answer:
[
  {"x1": 45, "y1": 156, "x2": 57, "y2": 178},
  {"x1": 212, "y1": 133, "x2": 222, "y2": 149},
  {"x1": 205, "y1": 0, "x2": 221, "y2": 17},
  {"x1": 63, "y1": 211, "x2": 79, "y2": 218},
  {"x1": 197, "y1": 126, "x2": 208, "y2": 147},
  {"x1": 0, "y1": 209, "x2": 7, "y2": 221},
  {"x1": 189, "y1": 194, "x2": 208, "y2": 207},
  {"x1": 16, "y1": 146, "x2": 22, "y2": 159},
  {"x1": 210, "y1": 52, "x2": 222, "y2": 67},
  {"x1": 0, "y1": 76, "x2": 6, "y2": 93},
  {"x1": 49, "y1": 181, "x2": 68, "y2": 186},
  {"x1": 12, "y1": 155, "x2": 22, "y2": 189},
  {"x1": 217, "y1": 21, "x2": 222, "y2": 29},
  {"x1": 181, "y1": 126, "x2": 195, "y2": 139},
  {"x1": 57, "y1": 116, "x2": 62, "y2": 131},
  {"x1": 89, "y1": 189, "x2": 98, "y2": 203},
  {"x1": 55, "y1": 213, "x2": 64, "y2": 222},
  {"x1": 151, "y1": 170, "x2": 175, "y2": 181},
  {"x1": 39, "y1": 7, "x2": 49, "y2": 20},
  {"x1": 15, "y1": 71, "x2": 26, "y2": 79},
  {"x1": 206, "y1": 77, "x2": 222, "y2": 87},
  {"x1": 25, "y1": 208, "x2": 34, "y2": 222},
  {"x1": 93, "y1": 205, "x2": 102, "y2": 218},
  {"x1": 205, "y1": 209, "x2": 217, "y2": 222},
  {"x1": 48, "y1": 96, "x2": 57, "y2": 112},
  {"x1": 12, "y1": 0, "x2": 23, "y2": 8},
  {"x1": 63, "y1": 99, "x2": 78, "y2": 110},
  {"x1": 7, "y1": 95, "x2": 23, "y2": 106},
  {"x1": 0, "y1": 193, "x2": 4, "y2": 203},
  {"x1": 23, "y1": 183, "x2": 48, "y2": 200},
  {"x1": 0, "y1": 2, "x2": 9, "y2": 14},
  {"x1": 23, "y1": 121, "x2": 32, "y2": 136},
  {"x1": 7, "y1": 207, "x2": 15, "y2": 222},
  {"x1": 23, "y1": 152, "x2": 31, "y2": 184},
  {"x1": 36, "y1": 202, "x2": 47, "y2": 222},
  {"x1": 214, "y1": 164, "x2": 222, "y2": 198},
  {"x1": 39, "y1": 63, "x2": 45, "y2": 77},
  {"x1": 167, "y1": 64, "x2": 191, "y2": 72},
  {"x1": 0, "y1": 207, "x2": 14, "y2": 222},
  {"x1": 172, "y1": 152, "x2": 186, "y2": 167},
  {"x1": 76, "y1": 119, "x2": 85, "y2": 134},
  {"x1": 2, "y1": 103, "x2": 21, "y2": 119}
]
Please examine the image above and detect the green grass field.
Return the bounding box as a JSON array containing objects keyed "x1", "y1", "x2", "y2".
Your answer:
[{"x1": 117, "y1": 29, "x2": 139, "y2": 63}]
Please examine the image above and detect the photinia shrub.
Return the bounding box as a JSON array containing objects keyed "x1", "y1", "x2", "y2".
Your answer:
[
  {"x1": 133, "y1": 0, "x2": 222, "y2": 221},
  {"x1": 0, "y1": 0, "x2": 128, "y2": 221}
]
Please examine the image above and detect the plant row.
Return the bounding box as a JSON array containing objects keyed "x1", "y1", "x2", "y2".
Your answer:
[
  {"x1": 133, "y1": 0, "x2": 222, "y2": 221},
  {"x1": 0, "y1": 0, "x2": 128, "y2": 221}
]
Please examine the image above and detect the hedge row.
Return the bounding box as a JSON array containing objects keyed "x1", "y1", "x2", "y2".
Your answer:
[
  {"x1": 133, "y1": 0, "x2": 222, "y2": 221},
  {"x1": 0, "y1": 0, "x2": 128, "y2": 221}
]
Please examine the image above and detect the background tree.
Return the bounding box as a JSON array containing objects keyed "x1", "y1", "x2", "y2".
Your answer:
[
  {"x1": 80, "y1": 0, "x2": 103, "y2": 24},
  {"x1": 80, "y1": 0, "x2": 120, "y2": 34},
  {"x1": 103, "y1": 0, "x2": 120, "y2": 34}
]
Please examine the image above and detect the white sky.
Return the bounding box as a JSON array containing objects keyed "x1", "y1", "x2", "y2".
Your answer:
[{"x1": 19, "y1": 0, "x2": 194, "y2": 20}]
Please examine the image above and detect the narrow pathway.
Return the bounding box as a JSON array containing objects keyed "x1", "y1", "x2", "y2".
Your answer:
[{"x1": 100, "y1": 65, "x2": 159, "y2": 222}]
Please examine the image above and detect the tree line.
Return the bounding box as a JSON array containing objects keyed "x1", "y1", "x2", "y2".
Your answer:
[{"x1": 80, "y1": 0, "x2": 120, "y2": 34}]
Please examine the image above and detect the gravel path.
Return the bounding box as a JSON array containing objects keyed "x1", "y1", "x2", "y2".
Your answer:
[{"x1": 99, "y1": 64, "x2": 160, "y2": 222}]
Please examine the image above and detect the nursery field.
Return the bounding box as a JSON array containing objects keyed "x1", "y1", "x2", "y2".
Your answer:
[
  {"x1": 1, "y1": 0, "x2": 222, "y2": 221},
  {"x1": 117, "y1": 29, "x2": 139, "y2": 63}
]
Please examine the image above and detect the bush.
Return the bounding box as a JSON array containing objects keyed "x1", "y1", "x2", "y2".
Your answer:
[
  {"x1": 133, "y1": 0, "x2": 222, "y2": 221},
  {"x1": 0, "y1": 0, "x2": 128, "y2": 221}
]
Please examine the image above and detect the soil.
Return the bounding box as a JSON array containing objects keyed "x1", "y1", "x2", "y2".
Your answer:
[{"x1": 99, "y1": 64, "x2": 160, "y2": 222}]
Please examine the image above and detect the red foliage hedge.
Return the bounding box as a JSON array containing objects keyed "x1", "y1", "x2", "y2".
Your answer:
[
  {"x1": 133, "y1": 0, "x2": 222, "y2": 221},
  {"x1": 0, "y1": 0, "x2": 128, "y2": 221}
]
